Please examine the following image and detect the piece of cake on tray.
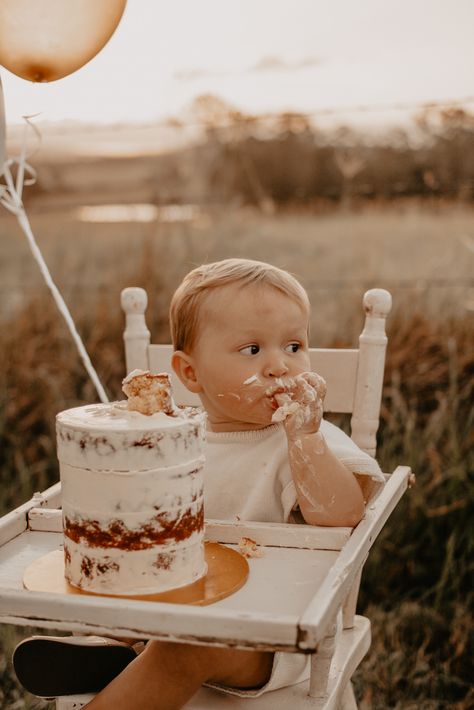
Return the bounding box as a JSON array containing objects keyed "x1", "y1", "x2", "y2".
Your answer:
[{"x1": 56, "y1": 370, "x2": 207, "y2": 596}]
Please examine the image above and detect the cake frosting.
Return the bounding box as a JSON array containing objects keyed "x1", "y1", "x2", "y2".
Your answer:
[{"x1": 57, "y1": 378, "x2": 207, "y2": 596}]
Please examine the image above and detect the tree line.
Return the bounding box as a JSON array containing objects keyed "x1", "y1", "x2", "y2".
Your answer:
[{"x1": 186, "y1": 97, "x2": 474, "y2": 207}]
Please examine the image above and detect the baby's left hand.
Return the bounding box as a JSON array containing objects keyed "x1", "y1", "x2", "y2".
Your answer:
[{"x1": 266, "y1": 372, "x2": 326, "y2": 437}]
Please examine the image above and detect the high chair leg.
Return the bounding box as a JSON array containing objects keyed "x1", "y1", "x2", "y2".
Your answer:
[
  {"x1": 339, "y1": 681, "x2": 358, "y2": 709},
  {"x1": 342, "y1": 565, "x2": 363, "y2": 630},
  {"x1": 308, "y1": 619, "x2": 337, "y2": 698}
]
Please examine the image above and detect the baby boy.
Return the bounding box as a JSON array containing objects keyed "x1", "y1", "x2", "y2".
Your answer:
[{"x1": 14, "y1": 258, "x2": 383, "y2": 709}]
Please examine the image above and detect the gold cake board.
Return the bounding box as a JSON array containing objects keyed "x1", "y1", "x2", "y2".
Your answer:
[{"x1": 23, "y1": 542, "x2": 249, "y2": 606}]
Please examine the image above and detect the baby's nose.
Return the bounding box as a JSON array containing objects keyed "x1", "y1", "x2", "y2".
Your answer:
[{"x1": 263, "y1": 357, "x2": 289, "y2": 379}]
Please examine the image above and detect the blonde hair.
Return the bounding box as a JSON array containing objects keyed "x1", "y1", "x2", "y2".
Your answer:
[{"x1": 170, "y1": 258, "x2": 310, "y2": 352}]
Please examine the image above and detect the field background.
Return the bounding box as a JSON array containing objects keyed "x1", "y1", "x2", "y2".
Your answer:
[{"x1": 0, "y1": 110, "x2": 473, "y2": 708}]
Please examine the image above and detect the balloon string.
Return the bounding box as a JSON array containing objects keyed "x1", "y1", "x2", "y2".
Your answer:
[{"x1": 0, "y1": 121, "x2": 109, "y2": 404}]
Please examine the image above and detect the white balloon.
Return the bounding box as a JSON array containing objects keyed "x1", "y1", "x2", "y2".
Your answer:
[{"x1": 0, "y1": 74, "x2": 5, "y2": 176}]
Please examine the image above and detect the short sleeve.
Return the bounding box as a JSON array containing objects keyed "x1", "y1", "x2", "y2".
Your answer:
[{"x1": 320, "y1": 420, "x2": 385, "y2": 483}]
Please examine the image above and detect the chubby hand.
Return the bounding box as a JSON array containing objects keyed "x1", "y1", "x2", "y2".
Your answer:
[{"x1": 266, "y1": 372, "x2": 327, "y2": 437}]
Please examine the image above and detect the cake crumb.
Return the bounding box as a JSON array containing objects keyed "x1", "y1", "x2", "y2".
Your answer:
[
  {"x1": 122, "y1": 370, "x2": 176, "y2": 416},
  {"x1": 238, "y1": 536, "x2": 264, "y2": 558}
]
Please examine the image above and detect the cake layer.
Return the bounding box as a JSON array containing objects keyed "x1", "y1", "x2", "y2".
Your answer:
[
  {"x1": 64, "y1": 537, "x2": 206, "y2": 595},
  {"x1": 63, "y1": 498, "x2": 204, "y2": 551},
  {"x1": 56, "y1": 402, "x2": 206, "y2": 470},
  {"x1": 61, "y1": 457, "x2": 204, "y2": 513}
]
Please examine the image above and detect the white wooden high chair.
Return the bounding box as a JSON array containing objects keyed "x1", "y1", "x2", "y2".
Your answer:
[{"x1": 0, "y1": 287, "x2": 411, "y2": 710}]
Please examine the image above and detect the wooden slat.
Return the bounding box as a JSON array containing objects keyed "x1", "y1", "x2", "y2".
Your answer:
[
  {"x1": 41, "y1": 481, "x2": 62, "y2": 508},
  {"x1": 0, "y1": 589, "x2": 299, "y2": 651},
  {"x1": 27, "y1": 510, "x2": 350, "y2": 551},
  {"x1": 308, "y1": 349, "x2": 359, "y2": 413},
  {"x1": 0, "y1": 481, "x2": 61, "y2": 546},
  {"x1": 0, "y1": 506, "x2": 28, "y2": 547},
  {"x1": 297, "y1": 466, "x2": 411, "y2": 650},
  {"x1": 205, "y1": 520, "x2": 351, "y2": 551},
  {"x1": 28, "y1": 508, "x2": 62, "y2": 532},
  {"x1": 148, "y1": 345, "x2": 359, "y2": 413}
]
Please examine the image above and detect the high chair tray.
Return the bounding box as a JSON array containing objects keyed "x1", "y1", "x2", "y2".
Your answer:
[
  {"x1": 0, "y1": 468, "x2": 410, "y2": 653},
  {"x1": 23, "y1": 542, "x2": 249, "y2": 606}
]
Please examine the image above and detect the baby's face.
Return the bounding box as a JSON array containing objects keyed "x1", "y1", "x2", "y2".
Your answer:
[{"x1": 190, "y1": 283, "x2": 311, "y2": 432}]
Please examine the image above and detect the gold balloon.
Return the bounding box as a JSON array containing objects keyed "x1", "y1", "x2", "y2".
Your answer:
[{"x1": 0, "y1": 0, "x2": 127, "y2": 83}]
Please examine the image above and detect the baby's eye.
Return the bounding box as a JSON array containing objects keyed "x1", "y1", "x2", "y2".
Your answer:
[
  {"x1": 239, "y1": 344, "x2": 260, "y2": 355},
  {"x1": 284, "y1": 342, "x2": 301, "y2": 353}
]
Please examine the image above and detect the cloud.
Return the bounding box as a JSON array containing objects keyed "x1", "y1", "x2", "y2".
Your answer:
[
  {"x1": 174, "y1": 69, "x2": 217, "y2": 81},
  {"x1": 249, "y1": 56, "x2": 323, "y2": 73},
  {"x1": 174, "y1": 55, "x2": 323, "y2": 82}
]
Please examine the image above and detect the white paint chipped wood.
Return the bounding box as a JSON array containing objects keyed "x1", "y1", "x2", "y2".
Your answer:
[{"x1": 27, "y1": 510, "x2": 351, "y2": 550}]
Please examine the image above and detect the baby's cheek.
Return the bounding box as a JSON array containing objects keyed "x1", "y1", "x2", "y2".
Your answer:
[{"x1": 294, "y1": 355, "x2": 311, "y2": 375}]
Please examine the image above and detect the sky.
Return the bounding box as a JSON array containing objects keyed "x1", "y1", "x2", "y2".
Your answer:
[{"x1": 1, "y1": 0, "x2": 474, "y2": 129}]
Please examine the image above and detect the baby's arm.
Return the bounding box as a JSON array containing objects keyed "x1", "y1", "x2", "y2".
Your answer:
[{"x1": 268, "y1": 373, "x2": 365, "y2": 527}]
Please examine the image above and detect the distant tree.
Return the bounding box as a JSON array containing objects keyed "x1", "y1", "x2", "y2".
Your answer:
[{"x1": 182, "y1": 97, "x2": 474, "y2": 205}]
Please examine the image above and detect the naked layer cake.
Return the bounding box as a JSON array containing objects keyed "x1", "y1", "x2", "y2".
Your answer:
[{"x1": 56, "y1": 371, "x2": 207, "y2": 596}]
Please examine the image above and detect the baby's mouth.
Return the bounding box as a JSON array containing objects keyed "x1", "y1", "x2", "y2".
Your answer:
[
  {"x1": 218, "y1": 376, "x2": 292, "y2": 412},
  {"x1": 267, "y1": 392, "x2": 283, "y2": 410},
  {"x1": 265, "y1": 379, "x2": 290, "y2": 408},
  {"x1": 264, "y1": 378, "x2": 299, "y2": 415}
]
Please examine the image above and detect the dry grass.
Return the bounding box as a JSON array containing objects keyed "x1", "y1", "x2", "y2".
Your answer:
[
  {"x1": 1, "y1": 199, "x2": 473, "y2": 338},
  {"x1": 353, "y1": 312, "x2": 473, "y2": 709},
  {"x1": 0, "y1": 202, "x2": 472, "y2": 708}
]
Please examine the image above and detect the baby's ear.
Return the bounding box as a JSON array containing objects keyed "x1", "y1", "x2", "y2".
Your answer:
[{"x1": 172, "y1": 351, "x2": 202, "y2": 393}]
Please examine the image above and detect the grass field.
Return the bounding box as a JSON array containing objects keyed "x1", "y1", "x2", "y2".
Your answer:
[
  {"x1": 0, "y1": 200, "x2": 472, "y2": 708},
  {"x1": 1, "y1": 198, "x2": 472, "y2": 338}
]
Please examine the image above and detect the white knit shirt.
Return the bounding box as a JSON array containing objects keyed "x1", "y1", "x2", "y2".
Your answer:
[
  {"x1": 203, "y1": 419, "x2": 384, "y2": 523},
  {"x1": 202, "y1": 419, "x2": 384, "y2": 698}
]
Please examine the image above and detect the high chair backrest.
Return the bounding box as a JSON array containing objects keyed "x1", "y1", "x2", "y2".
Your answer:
[{"x1": 121, "y1": 287, "x2": 392, "y2": 457}]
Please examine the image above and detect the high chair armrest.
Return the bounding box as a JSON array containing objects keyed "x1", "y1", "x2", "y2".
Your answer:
[
  {"x1": 0, "y1": 481, "x2": 61, "y2": 546},
  {"x1": 297, "y1": 465, "x2": 411, "y2": 650}
]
